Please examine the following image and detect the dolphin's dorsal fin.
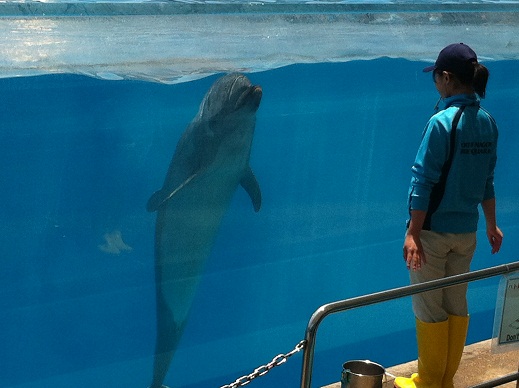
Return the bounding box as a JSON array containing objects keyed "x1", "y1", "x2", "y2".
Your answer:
[
  {"x1": 146, "y1": 174, "x2": 198, "y2": 212},
  {"x1": 240, "y1": 167, "x2": 261, "y2": 212}
]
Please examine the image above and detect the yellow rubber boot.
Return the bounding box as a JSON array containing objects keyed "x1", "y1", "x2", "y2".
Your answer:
[
  {"x1": 394, "y1": 318, "x2": 449, "y2": 388},
  {"x1": 442, "y1": 315, "x2": 469, "y2": 388}
]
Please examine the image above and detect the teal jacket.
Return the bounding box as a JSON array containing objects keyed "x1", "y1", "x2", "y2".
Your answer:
[{"x1": 407, "y1": 93, "x2": 498, "y2": 233}]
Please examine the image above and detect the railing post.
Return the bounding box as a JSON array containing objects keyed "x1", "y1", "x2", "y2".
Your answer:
[{"x1": 300, "y1": 261, "x2": 519, "y2": 388}]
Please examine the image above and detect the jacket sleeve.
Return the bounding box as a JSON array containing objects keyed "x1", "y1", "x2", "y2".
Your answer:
[{"x1": 409, "y1": 116, "x2": 450, "y2": 211}]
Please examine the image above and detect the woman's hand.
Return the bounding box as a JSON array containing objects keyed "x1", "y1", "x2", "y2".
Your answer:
[
  {"x1": 404, "y1": 210, "x2": 427, "y2": 271},
  {"x1": 487, "y1": 225, "x2": 503, "y2": 254},
  {"x1": 482, "y1": 198, "x2": 503, "y2": 254},
  {"x1": 403, "y1": 232, "x2": 426, "y2": 271}
]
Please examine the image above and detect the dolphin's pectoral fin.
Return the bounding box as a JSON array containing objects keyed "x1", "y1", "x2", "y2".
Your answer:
[
  {"x1": 146, "y1": 174, "x2": 198, "y2": 212},
  {"x1": 240, "y1": 167, "x2": 261, "y2": 212}
]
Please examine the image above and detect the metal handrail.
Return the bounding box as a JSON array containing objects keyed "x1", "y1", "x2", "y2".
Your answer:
[{"x1": 300, "y1": 261, "x2": 519, "y2": 388}]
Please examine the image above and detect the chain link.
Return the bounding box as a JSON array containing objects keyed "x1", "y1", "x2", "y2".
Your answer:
[{"x1": 220, "y1": 340, "x2": 306, "y2": 388}]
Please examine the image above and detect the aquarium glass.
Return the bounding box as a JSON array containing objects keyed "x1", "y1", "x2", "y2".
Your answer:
[{"x1": 1, "y1": 2, "x2": 518, "y2": 388}]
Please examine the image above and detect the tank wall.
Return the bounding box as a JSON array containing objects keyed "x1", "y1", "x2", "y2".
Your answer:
[{"x1": 1, "y1": 5, "x2": 519, "y2": 388}]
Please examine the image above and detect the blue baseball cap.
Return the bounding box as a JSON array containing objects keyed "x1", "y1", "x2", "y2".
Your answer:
[{"x1": 423, "y1": 43, "x2": 477, "y2": 76}]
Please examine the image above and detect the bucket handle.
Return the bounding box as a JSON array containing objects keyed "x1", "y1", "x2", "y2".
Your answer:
[
  {"x1": 344, "y1": 368, "x2": 391, "y2": 384},
  {"x1": 344, "y1": 369, "x2": 351, "y2": 383},
  {"x1": 386, "y1": 371, "x2": 397, "y2": 382}
]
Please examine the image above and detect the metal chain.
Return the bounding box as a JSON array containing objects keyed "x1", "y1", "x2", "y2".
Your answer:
[{"x1": 220, "y1": 340, "x2": 306, "y2": 388}]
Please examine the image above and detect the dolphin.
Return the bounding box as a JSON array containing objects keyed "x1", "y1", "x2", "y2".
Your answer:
[{"x1": 146, "y1": 73, "x2": 262, "y2": 388}]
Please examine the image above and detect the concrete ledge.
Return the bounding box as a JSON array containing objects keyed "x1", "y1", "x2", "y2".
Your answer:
[{"x1": 322, "y1": 339, "x2": 519, "y2": 388}]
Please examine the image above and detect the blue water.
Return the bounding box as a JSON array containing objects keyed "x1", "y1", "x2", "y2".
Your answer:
[{"x1": 1, "y1": 58, "x2": 518, "y2": 388}]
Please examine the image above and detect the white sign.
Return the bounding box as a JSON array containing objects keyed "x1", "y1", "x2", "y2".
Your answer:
[{"x1": 492, "y1": 273, "x2": 519, "y2": 352}]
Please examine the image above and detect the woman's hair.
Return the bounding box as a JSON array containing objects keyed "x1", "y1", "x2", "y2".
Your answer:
[
  {"x1": 454, "y1": 61, "x2": 489, "y2": 99},
  {"x1": 472, "y1": 62, "x2": 489, "y2": 99}
]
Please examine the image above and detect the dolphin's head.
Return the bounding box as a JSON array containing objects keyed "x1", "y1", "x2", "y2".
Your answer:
[{"x1": 199, "y1": 73, "x2": 262, "y2": 121}]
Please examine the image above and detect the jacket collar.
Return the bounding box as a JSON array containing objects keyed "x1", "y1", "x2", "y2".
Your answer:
[{"x1": 440, "y1": 93, "x2": 480, "y2": 110}]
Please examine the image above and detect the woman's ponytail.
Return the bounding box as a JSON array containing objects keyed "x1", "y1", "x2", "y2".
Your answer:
[{"x1": 473, "y1": 62, "x2": 489, "y2": 98}]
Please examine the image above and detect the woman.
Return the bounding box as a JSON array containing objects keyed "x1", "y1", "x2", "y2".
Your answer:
[{"x1": 395, "y1": 43, "x2": 504, "y2": 388}]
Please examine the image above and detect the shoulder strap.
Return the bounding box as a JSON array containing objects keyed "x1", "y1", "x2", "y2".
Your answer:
[
  {"x1": 422, "y1": 105, "x2": 466, "y2": 230},
  {"x1": 443, "y1": 105, "x2": 466, "y2": 175}
]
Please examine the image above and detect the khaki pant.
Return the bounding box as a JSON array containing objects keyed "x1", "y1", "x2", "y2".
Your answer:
[{"x1": 411, "y1": 230, "x2": 477, "y2": 323}]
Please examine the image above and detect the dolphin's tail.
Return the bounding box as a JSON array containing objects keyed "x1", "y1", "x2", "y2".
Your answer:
[
  {"x1": 150, "y1": 350, "x2": 174, "y2": 388},
  {"x1": 150, "y1": 292, "x2": 183, "y2": 388}
]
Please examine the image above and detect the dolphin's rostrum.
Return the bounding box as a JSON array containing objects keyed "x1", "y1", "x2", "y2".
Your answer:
[{"x1": 147, "y1": 73, "x2": 262, "y2": 388}]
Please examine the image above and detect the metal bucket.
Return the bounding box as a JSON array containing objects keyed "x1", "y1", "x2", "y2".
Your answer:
[{"x1": 341, "y1": 360, "x2": 385, "y2": 388}]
